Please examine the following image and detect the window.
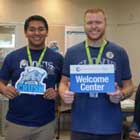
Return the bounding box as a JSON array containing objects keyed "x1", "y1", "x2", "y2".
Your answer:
[{"x1": 0, "y1": 24, "x2": 16, "y2": 48}]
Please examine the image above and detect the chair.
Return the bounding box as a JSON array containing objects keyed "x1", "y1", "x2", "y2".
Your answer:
[{"x1": 56, "y1": 98, "x2": 71, "y2": 140}]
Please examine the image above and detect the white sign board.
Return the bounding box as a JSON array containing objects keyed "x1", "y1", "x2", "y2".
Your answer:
[{"x1": 70, "y1": 64, "x2": 115, "y2": 93}]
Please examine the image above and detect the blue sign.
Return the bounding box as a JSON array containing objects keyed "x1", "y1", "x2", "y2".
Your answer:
[{"x1": 70, "y1": 65, "x2": 115, "y2": 93}]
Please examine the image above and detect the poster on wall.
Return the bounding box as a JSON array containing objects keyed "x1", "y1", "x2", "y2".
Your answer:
[
  {"x1": 65, "y1": 26, "x2": 86, "y2": 53},
  {"x1": 0, "y1": 24, "x2": 16, "y2": 48}
]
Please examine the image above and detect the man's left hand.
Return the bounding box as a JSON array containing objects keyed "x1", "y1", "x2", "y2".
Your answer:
[
  {"x1": 107, "y1": 83, "x2": 123, "y2": 104},
  {"x1": 43, "y1": 88, "x2": 57, "y2": 100}
]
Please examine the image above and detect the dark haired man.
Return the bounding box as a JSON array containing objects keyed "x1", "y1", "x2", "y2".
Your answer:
[{"x1": 0, "y1": 15, "x2": 63, "y2": 140}]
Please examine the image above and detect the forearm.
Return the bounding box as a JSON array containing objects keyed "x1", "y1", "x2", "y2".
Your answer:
[
  {"x1": 0, "y1": 80, "x2": 8, "y2": 94},
  {"x1": 58, "y1": 75, "x2": 69, "y2": 98},
  {"x1": 59, "y1": 75, "x2": 74, "y2": 104},
  {"x1": 121, "y1": 79, "x2": 134, "y2": 99},
  {"x1": 0, "y1": 80, "x2": 19, "y2": 99}
]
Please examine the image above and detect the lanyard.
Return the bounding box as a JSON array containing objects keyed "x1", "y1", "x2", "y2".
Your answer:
[
  {"x1": 85, "y1": 40, "x2": 107, "y2": 64},
  {"x1": 27, "y1": 47, "x2": 47, "y2": 67}
]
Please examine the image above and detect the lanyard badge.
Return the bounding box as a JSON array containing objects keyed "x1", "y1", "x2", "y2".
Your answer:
[{"x1": 85, "y1": 40, "x2": 107, "y2": 98}]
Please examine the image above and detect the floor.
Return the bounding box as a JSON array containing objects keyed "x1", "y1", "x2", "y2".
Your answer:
[
  {"x1": 0, "y1": 131, "x2": 71, "y2": 140},
  {"x1": 0, "y1": 132, "x2": 130, "y2": 140},
  {"x1": 55, "y1": 131, "x2": 70, "y2": 140}
]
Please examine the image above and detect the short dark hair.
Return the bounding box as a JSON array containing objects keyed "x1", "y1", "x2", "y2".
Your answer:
[{"x1": 24, "y1": 15, "x2": 48, "y2": 31}]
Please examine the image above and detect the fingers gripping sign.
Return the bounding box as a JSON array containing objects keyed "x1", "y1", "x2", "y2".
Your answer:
[
  {"x1": 63, "y1": 82, "x2": 75, "y2": 104},
  {"x1": 107, "y1": 83, "x2": 123, "y2": 104}
]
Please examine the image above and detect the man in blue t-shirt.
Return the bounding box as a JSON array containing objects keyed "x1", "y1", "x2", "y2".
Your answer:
[
  {"x1": 59, "y1": 8, "x2": 134, "y2": 140},
  {"x1": 0, "y1": 15, "x2": 63, "y2": 140}
]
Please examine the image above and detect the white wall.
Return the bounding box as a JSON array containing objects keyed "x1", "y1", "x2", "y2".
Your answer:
[
  {"x1": 0, "y1": 0, "x2": 139, "y2": 85},
  {"x1": 115, "y1": 0, "x2": 140, "y2": 86}
]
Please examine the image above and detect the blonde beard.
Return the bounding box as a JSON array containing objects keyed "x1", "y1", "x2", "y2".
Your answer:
[{"x1": 86, "y1": 31, "x2": 105, "y2": 47}]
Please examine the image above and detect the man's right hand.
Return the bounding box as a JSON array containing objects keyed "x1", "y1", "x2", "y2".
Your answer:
[
  {"x1": 2, "y1": 86, "x2": 19, "y2": 99},
  {"x1": 62, "y1": 90, "x2": 75, "y2": 104},
  {"x1": 129, "y1": 130, "x2": 140, "y2": 140}
]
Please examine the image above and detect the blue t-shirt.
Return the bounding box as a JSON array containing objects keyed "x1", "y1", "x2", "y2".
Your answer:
[
  {"x1": 0, "y1": 46, "x2": 63, "y2": 127},
  {"x1": 62, "y1": 41, "x2": 132, "y2": 134}
]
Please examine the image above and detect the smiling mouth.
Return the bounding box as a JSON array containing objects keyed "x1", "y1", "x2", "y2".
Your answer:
[{"x1": 32, "y1": 37, "x2": 42, "y2": 41}]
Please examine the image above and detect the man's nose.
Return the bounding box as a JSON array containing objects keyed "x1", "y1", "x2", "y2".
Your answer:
[
  {"x1": 34, "y1": 29, "x2": 40, "y2": 34},
  {"x1": 91, "y1": 23, "x2": 97, "y2": 28}
]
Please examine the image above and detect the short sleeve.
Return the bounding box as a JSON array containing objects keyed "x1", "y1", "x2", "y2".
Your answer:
[
  {"x1": 121, "y1": 48, "x2": 132, "y2": 80},
  {"x1": 62, "y1": 49, "x2": 71, "y2": 78}
]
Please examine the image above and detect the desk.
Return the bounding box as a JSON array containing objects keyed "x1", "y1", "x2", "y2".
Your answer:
[
  {"x1": 121, "y1": 99, "x2": 135, "y2": 117},
  {"x1": 56, "y1": 101, "x2": 71, "y2": 140},
  {"x1": 121, "y1": 99, "x2": 135, "y2": 139}
]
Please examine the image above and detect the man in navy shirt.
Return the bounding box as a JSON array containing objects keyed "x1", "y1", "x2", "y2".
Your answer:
[
  {"x1": 0, "y1": 15, "x2": 63, "y2": 140},
  {"x1": 59, "y1": 8, "x2": 133, "y2": 140}
]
